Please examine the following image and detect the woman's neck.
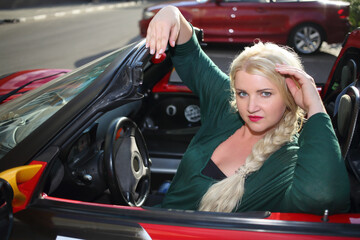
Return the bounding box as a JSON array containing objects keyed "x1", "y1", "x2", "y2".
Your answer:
[{"x1": 240, "y1": 124, "x2": 267, "y2": 142}]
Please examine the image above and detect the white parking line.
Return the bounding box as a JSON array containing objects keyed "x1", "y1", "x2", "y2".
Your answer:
[
  {"x1": 16, "y1": 2, "x2": 137, "y2": 23},
  {"x1": 33, "y1": 15, "x2": 47, "y2": 21},
  {"x1": 54, "y1": 12, "x2": 67, "y2": 17},
  {"x1": 71, "y1": 9, "x2": 81, "y2": 15}
]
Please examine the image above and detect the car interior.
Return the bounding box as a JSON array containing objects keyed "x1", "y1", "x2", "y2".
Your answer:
[{"x1": 41, "y1": 36, "x2": 360, "y2": 215}]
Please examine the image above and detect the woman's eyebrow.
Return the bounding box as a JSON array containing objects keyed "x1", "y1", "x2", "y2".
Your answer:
[
  {"x1": 235, "y1": 88, "x2": 274, "y2": 92},
  {"x1": 256, "y1": 88, "x2": 274, "y2": 93},
  {"x1": 235, "y1": 88, "x2": 246, "y2": 92}
]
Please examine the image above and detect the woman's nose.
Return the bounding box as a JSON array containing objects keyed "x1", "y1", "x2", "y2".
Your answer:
[{"x1": 247, "y1": 96, "x2": 260, "y2": 113}]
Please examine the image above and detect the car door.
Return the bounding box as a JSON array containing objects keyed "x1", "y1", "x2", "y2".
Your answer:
[
  {"x1": 200, "y1": 0, "x2": 272, "y2": 43},
  {"x1": 200, "y1": 0, "x2": 289, "y2": 43}
]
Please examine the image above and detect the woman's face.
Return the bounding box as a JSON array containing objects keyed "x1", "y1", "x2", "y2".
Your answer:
[{"x1": 234, "y1": 70, "x2": 287, "y2": 136}]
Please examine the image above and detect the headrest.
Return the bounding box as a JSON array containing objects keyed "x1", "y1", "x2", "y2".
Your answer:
[
  {"x1": 341, "y1": 66, "x2": 352, "y2": 89},
  {"x1": 337, "y1": 94, "x2": 352, "y2": 138}
]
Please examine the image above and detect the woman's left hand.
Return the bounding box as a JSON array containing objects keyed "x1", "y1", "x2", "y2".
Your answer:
[{"x1": 275, "y1": 64, "x2": 326, "y2": 118}]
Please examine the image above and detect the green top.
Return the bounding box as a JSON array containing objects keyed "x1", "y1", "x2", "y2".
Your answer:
[{"x1": 160, "y1": 29, "x2": 350, "y2": 215}]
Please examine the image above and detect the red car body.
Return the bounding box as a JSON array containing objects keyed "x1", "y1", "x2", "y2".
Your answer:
[
  {"x1": 0, "y1": 69, "x2": 70, "y2": 104},
  {"x1": 139, "y1": 0, "x2": 350, "y2": 54}
]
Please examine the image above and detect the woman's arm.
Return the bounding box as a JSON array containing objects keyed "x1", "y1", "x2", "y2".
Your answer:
[
  {"x1": 276, "y1": 65, "x2": 350, "y2": 214},
  {"x1": 282, "y1": 113, "x2": 350, "y2": 214},
  {"x1": 146, "y1": 6, "x2": 192, "y2": 59}
]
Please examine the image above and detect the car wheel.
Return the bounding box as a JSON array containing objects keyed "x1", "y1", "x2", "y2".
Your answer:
[
  {"x1": 104, "y1": 117, "x2": 151, "y2": 207},
  {"x1": 289, "y1": 24, "x2": 323, "y2": 54}
]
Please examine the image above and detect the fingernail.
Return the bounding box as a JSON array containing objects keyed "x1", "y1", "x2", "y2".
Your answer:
[
  {"x1": 150, "y1": 48, "x2": 155, "y2": 55},
  {"x1": 171, "y1": 40, "x2": 176, "y2": 47},
  {"x1": 159, "y1": 49, "x2": 164, "y2": 55},
  {"x1": 145, "y1": 42, "x2": 149, "y2": 48},
  {"x1": 155, "y1": 53, "x2": 160, "y2": 59}
]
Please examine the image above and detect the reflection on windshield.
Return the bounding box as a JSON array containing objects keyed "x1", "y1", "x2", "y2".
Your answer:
[{"x1": 0, "y1": 49, "x2": 124, "y2": 160}]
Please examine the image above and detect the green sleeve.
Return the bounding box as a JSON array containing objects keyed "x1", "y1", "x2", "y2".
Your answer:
[
  {"x1": 283, "y1": 113, "x2": 350, "y2": 214},
  {"x1": 170, "y1": 26, "x2": 234, "y2": 125}
]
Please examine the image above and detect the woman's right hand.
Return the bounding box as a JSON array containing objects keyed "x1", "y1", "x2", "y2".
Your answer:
[{"x1": 145, "y1": 6, "x2": 192, "y2": 59}]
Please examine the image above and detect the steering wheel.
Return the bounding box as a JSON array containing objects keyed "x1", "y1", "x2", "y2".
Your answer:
[{"x1": 104, "y1": 117, "x2": 151, "y2": 207}]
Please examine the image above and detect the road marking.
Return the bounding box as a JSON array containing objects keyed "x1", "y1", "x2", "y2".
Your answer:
[
  {"x1": 34, "y1": 15, "x2": 47, "y2": 21},
  {"x1": 54, "y1": 12, "x2": 67, "y2": 17},
  {"x1": 71, "y1": 9, "x2": 81, "y2": 15},
  {"x1": 4, "y1": 1, "x2": 138, "y2": 24}
]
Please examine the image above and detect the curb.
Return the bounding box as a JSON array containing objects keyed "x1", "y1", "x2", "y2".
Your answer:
[{"x1": 0, "y1": 1, "x2": 139, "y2": 24}]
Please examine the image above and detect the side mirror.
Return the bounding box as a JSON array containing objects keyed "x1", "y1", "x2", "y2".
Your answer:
[
  {"x1": 0, "y1": 164, "x2": 42, "y2": 208},
  {"x1": 0, "y1": 164, "x2": 43, "y2": 240}
]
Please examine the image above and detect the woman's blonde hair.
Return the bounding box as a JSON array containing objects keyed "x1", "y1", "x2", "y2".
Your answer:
[{"x1": 199, "y1": 41, "x2": 305, "y2": 212}]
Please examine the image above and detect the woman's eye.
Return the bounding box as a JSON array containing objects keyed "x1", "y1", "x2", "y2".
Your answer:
[
  {"x1": 238, "y1": 92, "x2": 247, "y2": 97},
  {"x1": 261, "y1": 92, "x2": 272, "y2": 97}
]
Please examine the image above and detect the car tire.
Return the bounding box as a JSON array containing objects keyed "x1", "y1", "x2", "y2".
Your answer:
[{"x1": 289, "y1": 24, "x2": 323, "y2": 55}]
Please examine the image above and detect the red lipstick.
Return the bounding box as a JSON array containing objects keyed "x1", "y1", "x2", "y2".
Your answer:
[{"x1": 249, "y1": 116, "x2": 263, "y2": 122}]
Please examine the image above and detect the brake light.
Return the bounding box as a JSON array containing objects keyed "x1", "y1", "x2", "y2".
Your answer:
[{"x1": 338, "y1": 8, "x2": 349, "y2": 19}]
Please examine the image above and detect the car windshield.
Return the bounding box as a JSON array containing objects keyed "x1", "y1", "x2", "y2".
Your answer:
[{"x1": 0, "y1": 48, "x2": 126, "y2": 160}]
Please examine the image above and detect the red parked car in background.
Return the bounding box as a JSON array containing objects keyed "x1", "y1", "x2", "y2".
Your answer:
[
  {"x1": 139, "y1": 0, "x2": 350, "y2": 54},
  {"x1": 0, "y1": 69, "x2": 70, "y2": 104}
]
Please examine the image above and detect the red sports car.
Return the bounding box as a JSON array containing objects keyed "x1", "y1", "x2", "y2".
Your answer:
[
  {"x1": 0, "y1": 29, "x2": 359, "y2": 239},
  {"x1": 139, "y1": 0, "x2": 350, "y2": 55}
]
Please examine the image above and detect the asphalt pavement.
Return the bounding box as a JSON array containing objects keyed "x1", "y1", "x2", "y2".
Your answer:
[{"x1": 0, "y1": 1, "x2": 142, "y2": 24}]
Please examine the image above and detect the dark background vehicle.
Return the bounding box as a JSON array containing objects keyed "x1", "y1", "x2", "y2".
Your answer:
[
  {"x1": 0, "y1": 28, "x2": 359, "y2": 239},
  {"x1": 139, "y1": 0, "x2": 350, "y2": 54}
]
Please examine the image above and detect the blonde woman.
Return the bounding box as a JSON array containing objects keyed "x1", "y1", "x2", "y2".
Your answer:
[{"x1": 146, "y1": 6, "x2": 350, "y2": 214}]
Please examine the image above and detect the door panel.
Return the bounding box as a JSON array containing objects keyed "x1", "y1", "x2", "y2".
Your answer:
[{"x1": 140, "y1": 70, "x2": 200, "y2": 165}]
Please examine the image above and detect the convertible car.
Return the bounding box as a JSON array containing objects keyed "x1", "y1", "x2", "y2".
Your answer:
[{"x1": 1, "y1": 28, "x2": 360, "y2": 239}]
